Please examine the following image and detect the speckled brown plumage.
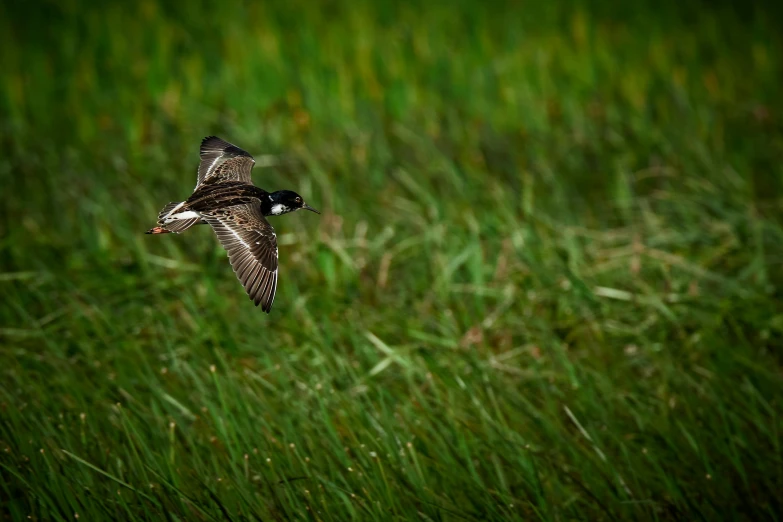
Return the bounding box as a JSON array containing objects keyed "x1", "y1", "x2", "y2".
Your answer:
[{"x1": 202, "y1": 203, "x2": 279, "y2": 312}]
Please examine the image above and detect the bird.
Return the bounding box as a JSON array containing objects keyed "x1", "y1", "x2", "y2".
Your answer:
[{"x1": 146, "y1": 136, "x2": 320, "y2": 313}]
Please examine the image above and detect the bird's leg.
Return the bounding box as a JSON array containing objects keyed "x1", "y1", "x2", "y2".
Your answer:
[{"x1": 146, "y1": 226, "x2": 172, "y2": 234}]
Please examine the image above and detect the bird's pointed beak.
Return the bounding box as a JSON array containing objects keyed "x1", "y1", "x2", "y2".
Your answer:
[{"x1": 302, "y1": 204, "x2": 320, "y2": 214}]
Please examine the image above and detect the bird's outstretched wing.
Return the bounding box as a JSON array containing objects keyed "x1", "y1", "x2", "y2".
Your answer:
[
  {"x1": 202, "y1": 203, "x2": 279, "y2": 313},
  {"x1": 196, "y1": 136, "x2": 256, "y2": 189}
]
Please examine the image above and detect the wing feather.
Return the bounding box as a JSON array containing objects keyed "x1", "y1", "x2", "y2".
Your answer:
[
  {"x1": 203, "y1": 203, "x2": 279, "y2": 313},
  {"x1": 196, "y1": 136, "x2": 256, "y2": 189}
]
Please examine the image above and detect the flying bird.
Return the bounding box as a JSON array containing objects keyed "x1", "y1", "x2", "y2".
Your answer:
[{"x1": 146, "y1": 136, "x2": 319, "y2": 313}]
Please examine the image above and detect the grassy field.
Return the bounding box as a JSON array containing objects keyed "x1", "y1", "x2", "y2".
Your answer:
[{"x1": 2, "y1": 0, "x2": 782, "y2": 520}]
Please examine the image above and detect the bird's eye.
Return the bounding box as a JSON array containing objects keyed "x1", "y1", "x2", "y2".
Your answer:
[{"x1": 295, "y1": 197, "x2": 302, "y2": 203}]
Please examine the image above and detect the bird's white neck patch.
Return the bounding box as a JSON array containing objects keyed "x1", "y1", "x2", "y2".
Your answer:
[{"x1": 270, "y1": 204, "x2": 289, "y2": 216}]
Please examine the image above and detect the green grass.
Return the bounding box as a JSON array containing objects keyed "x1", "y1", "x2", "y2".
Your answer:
[{"x1": 2, "y1": 0, "x2": 782, "y2": 519}]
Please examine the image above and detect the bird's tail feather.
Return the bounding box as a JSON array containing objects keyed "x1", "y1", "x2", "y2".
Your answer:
[
  {"x1": 158, "y1": 217, "x2": 201, "y2": 233},
  {"x1": 157, "y1": 201, "x2": 183, "y2": 222},
  {"x1": 146, "y1": 201, "x2": 201, "y2": 234}
]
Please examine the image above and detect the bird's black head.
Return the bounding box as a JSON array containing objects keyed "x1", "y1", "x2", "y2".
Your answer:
[{"x1": 268, "y1": 190, "x2": 320, "y2": 216}]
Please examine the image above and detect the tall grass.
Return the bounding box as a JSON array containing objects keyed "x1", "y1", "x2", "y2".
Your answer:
[{"x1": 1, "y1": 0, "x2": 782, "y2": 520}]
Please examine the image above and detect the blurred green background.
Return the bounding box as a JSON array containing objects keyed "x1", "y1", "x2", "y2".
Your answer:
[{"x1": 2, "y1": 0, "x2": 782, "y2": 520}]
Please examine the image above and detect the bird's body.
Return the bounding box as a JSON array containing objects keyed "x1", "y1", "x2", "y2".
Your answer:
[{"x1": 146, "y1": 136, "x2": 319, "y2": 313}]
